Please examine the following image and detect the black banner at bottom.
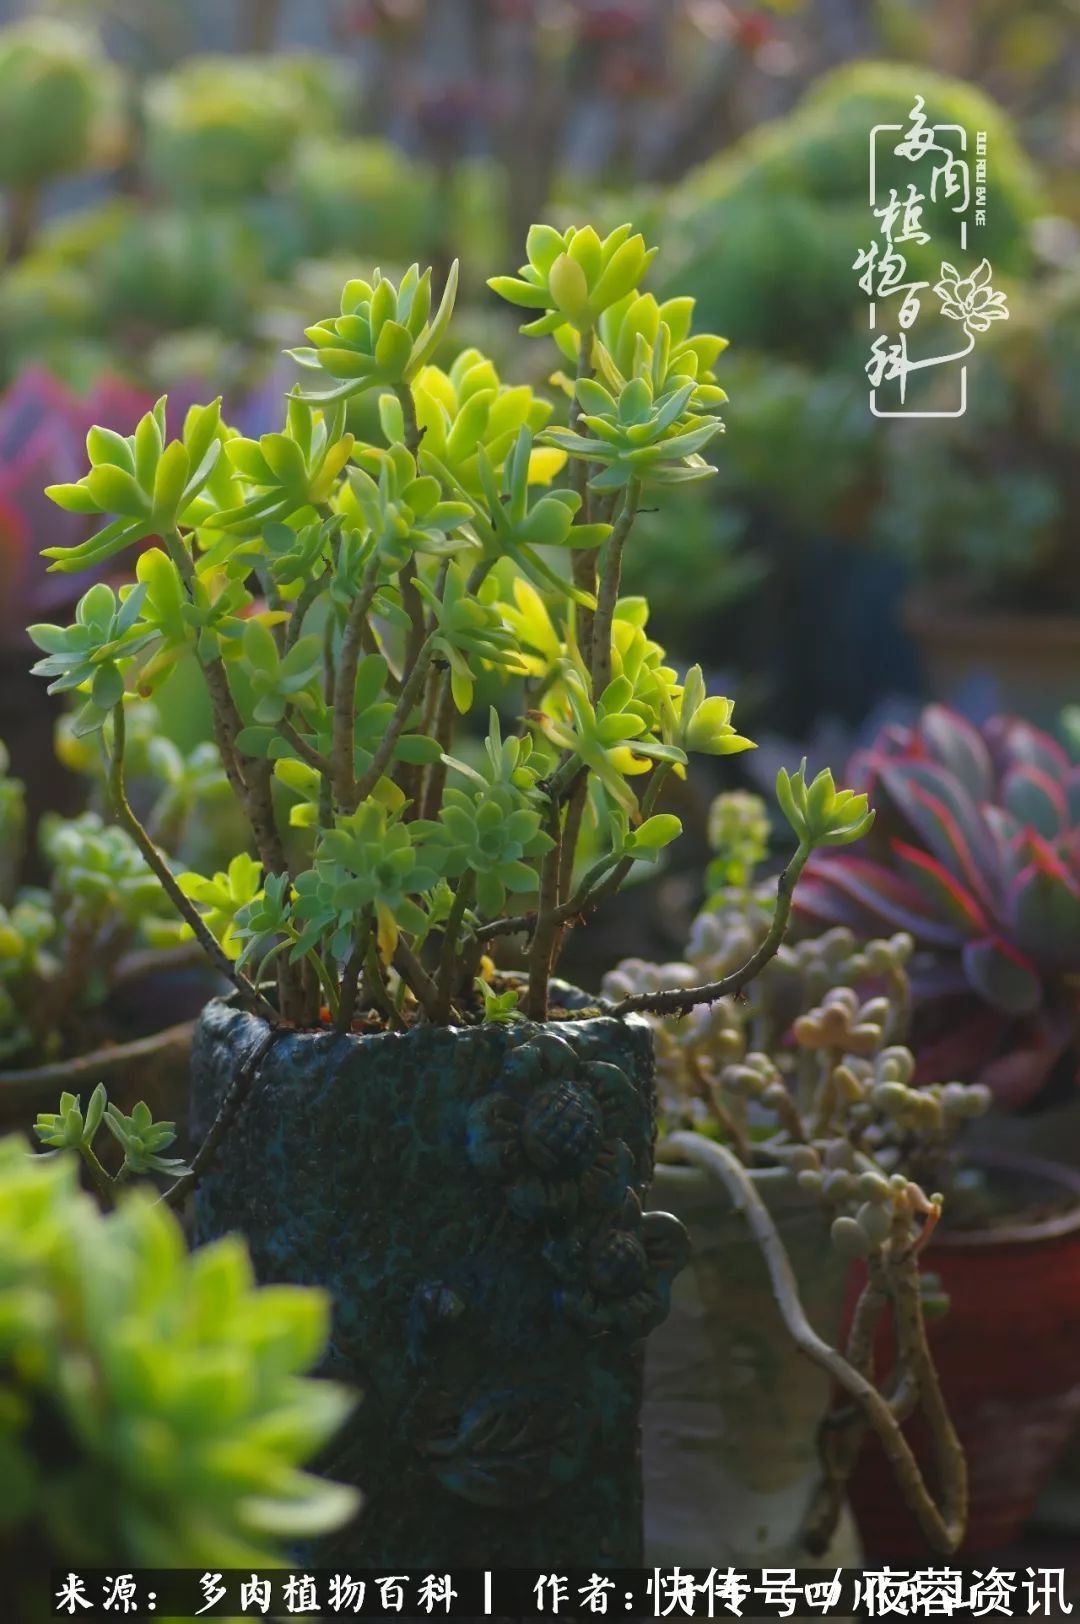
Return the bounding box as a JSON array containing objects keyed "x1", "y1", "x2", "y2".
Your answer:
[{"x1": 48, "y1": 1566, "x2": 1078, "y2": 1621}]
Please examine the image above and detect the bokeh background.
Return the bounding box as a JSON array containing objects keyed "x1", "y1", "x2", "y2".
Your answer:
[{"x1": 1, "y1": 0, "x2": 1078, "y2": 965}]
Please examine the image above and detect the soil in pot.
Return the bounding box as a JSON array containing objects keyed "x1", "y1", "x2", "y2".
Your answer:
[
  {"x1": 848, "y1": 1151, "x2": 1080, "y2": 1556},
  {"x1": 643, "y1": 1160, "x2": 861, "y2": 1568},
  {"x1": 190, "y1": 986, "x2": 690, "y2": 1568}
]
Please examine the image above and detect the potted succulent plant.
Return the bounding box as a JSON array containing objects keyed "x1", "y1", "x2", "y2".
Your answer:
[
  {"x1": 793, "y1": 703, "x2": 1080, "y2": 1112},
  {"x1": 791, "y1": 703, "x2": 1080, "y2": 1550},
  {"x1": 0, "y1": 726, "x2": 228, "y2": 1150},
  {"x1": 0, "y1": 1130, "x2": 359, "y2": 1622},
  {"x1": 603, "y1": 789, "x2": 986, "y2": 1566},
  {"x1": 0, "y1": 18, "x2": 122, "y2": 265},
  {"x1": 25, "y1": 223, "x2": 873, "y2": 1565}
]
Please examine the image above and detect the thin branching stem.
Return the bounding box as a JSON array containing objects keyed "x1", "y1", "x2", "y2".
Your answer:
[
  {"x1": 349, "y1": 633, "x2": 436, "y2": 810},
  {"x1": 281, "y1": 718, "x2": 332, "y2": 775},
  {"x1": 590, "y1": 476, "x2": 640, "y2": 699},
  {"x1": 611, "y1": 842, "x2": 812, "y2": 1018},
  {"x1": 331, "y1": 559, "x2": 382, "y2": 807},
  {"x1": 570, "y1": 326, "x2": 597, "y2": 659},
  {"x1": 434, "y1": 872, "x2": 474, "y2": 1023},
  {"x1": 106, "y1": 702, "x2": 277, "y2": 1023}
]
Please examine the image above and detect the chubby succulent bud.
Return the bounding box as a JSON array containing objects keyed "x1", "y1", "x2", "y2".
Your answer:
[
  {"x1": 821, "y1": 926, "x2": 857, "y2": 962},
  {"x1": 846, "y1": 1020, "x2": 885, "y2": 1055},
  {"x1": 877, "y1": 1046, "x2": 916, "y2": 1086},
  {"x1": 872, "y1": 1081, "x2": 910, "y2": 1115},
  {"x1": 797, "y1": 1168, "x2": 824, "y2": 1196},
  {"x1": 788, "y1": 1145, "x2": 821, "y2": 1174},
  {"x1": 822, "y1": 1169, "x2": 856, "y2": 1202},
  {"x1": 831, "y1": 1215, "x2": 872, "y2": 1259},
  {"x1": 857, "y1": 1170, "x2": 894, "y2": 1203},
  {"x1": 863, "y1": 938, "x2": 897, "y2": 974},
  {"x1": 822, "y1": 1140, "x2": 856, "y2": 1172},
  {"x1": 856, "y1": 1200, "x2": 893, "y2": 1247},
  {"x1": 832, "y1": 1063, "x2": 865, "y2": 1102},
  {"x1": 910, "y1": 1092, "x2": 944, "y2": 1131}
]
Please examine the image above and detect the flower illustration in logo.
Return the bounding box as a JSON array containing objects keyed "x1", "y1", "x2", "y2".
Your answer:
[{"x1": 934, "y1": 259, "x2": 1009, "y2": 335}]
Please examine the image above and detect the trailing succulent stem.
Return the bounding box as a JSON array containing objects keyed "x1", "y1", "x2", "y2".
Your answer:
[
  {"x1": 606, "y1": 790, "x2": 989, "y2": 1553},
  {"x1": 660, "y1": 1132, "x2": 966, "y2": 1555}
]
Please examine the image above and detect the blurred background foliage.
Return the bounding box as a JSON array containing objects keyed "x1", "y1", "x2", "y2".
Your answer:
[{"x1": 0, "y1": 0, "x2": 1077, "y2": 889}]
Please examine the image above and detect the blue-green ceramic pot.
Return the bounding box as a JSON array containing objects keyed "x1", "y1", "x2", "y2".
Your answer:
[{"x1": 190, "y1": 985, "x2": 688, "y2": 1566}]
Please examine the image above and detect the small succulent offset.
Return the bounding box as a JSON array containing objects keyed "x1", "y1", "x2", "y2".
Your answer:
[
  {"x1": 793, "y1": 705, "x2": 1080, "y2": 1110},
  {"x1": 0, "y1": 1136, "x2": 357, "y2": 1615},
  {"x1": 0, "y1": 727, "x2": 222, "y2": 1066},
  {"x1": 27, "y1": 225, "x2": 867, "y2": 1045},
  {"x1": 35, "y1": 1082, "x2": 189, "y2": 1206},
  {"x1": 603, "y1": 790, "x2": 988, "y2": 1556}
]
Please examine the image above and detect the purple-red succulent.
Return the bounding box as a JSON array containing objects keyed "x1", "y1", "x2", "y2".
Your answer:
[{"x1": 794, "y1": 705, "x2": 1080, "y2": 1109}]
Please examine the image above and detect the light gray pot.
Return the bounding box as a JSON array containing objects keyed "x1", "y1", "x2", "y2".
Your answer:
[{"x1": 643, "y1": 1158, "x2": 862, "y2": 1567}]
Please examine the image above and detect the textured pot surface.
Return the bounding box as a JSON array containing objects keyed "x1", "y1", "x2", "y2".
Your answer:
[
  {"x1": 191, "y1": 994, "x2": 688, "y2": 1567},
  {"x1": 849, "y1": 1152, "x2": 1080, "y2": 1555},
  {"x1": 643, "y1": 1162, "x2": 859, "y2": 1567}
]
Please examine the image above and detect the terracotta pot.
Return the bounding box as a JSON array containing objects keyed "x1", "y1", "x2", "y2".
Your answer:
[
  {"x1": 0, "y1": 1021, "x2": 195, "y2": 1161},
  {"x1": 642, "y1": 1158, "x2": 861, "y2": 1567},
  {"x1": 848, "y1": 1151, "x2": 1080, "y2": 1555},
  {"x1": 902, "y1": 588, "x2": 1080, "y2": 726}
]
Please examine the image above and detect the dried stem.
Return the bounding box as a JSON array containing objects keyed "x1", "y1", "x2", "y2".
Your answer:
[{"x1": 661, "y1": 1131, "x2": 966, "y2": 1555}]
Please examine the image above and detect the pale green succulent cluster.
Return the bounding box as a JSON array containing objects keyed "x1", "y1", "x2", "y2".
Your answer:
[
  {"x1": 0, "y1": 1136, "x2": 356, "y2": 1601},
  {"x1": 604, "y1": 795, "x2": 989, "y2": 1262}
]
